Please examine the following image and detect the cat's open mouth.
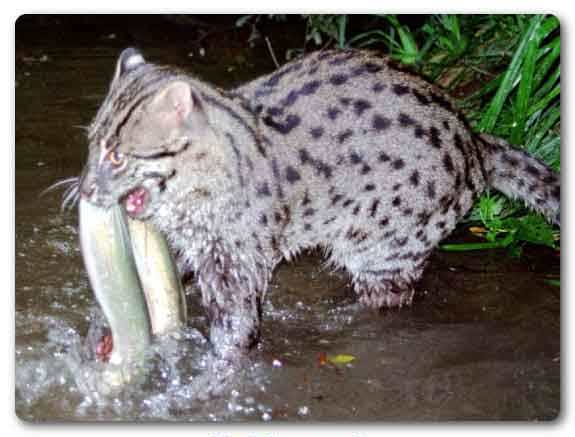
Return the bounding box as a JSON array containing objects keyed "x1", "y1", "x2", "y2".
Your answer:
[{"x1": 123, "y1": 186, "x2": 149, "y2": 217}]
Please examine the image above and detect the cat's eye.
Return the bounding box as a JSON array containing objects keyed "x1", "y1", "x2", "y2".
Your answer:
[{"x1": 109, "y1": 150, "x2": 126, "y2": 168}]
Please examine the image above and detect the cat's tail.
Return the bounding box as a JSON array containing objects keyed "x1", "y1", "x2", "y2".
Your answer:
[{"x1": 478, "y1": 133, "x2": 560, "y2": 226}]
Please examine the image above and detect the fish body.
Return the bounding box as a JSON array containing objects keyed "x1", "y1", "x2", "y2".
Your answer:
[
  {"x1": 79, "y1": 199, "x2": 151, "y2": 389},
  {"x1": 127, "y1": 216, "x2": 187, "y2": 336},
  {"x1": 79, "y1": 198, "x2": 187, "y2": 391}
]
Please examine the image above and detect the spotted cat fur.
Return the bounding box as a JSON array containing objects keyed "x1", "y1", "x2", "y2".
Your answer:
[{"x1": 80, "y1": 48, "x2": 560, "y2": 358}]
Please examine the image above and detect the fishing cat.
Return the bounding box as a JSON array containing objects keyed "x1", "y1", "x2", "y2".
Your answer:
[{"x1": 79, "y1": 47, "x2": 560, "y2": 359}]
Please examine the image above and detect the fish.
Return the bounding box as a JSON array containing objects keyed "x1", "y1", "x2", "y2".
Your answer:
[
  {"x1": 79, "y1": 196, "x2": 187, "y2": 391},
  {"x1": 126, "y1": 216, "x2": 187, "y2": 336},
  {"x1": 79, "y1": 198, "x2": 152, "y2": 389}
]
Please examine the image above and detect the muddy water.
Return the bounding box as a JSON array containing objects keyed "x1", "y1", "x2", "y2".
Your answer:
[{"x1": 15, "y1": 16, "x2": 560, "y2": 421}]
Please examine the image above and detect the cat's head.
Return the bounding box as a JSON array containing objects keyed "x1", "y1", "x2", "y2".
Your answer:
[{"x1": 80, "y1": 48, "x2": 232, "y2": 221}]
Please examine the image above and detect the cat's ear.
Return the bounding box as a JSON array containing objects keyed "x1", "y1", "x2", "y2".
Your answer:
[
  {"x1": 149, "y1": 81, "x2": 203, "y2": 128},
  {"x1": 113, "y1": 47, "x2": 146, "y2": 81}
]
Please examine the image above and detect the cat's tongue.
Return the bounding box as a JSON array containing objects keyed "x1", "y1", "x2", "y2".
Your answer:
[{"x1": 124, "y1": 187, "x2": 149, "y2": 216}]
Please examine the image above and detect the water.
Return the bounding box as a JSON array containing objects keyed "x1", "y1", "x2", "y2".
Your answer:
[{"x1": 14, "y1": 15, "x2": 560, "y2": 422}]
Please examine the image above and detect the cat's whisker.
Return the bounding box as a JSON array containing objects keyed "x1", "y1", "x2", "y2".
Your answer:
[
  {"x1": 72, "y1": 124, "x2": 91, "y2": 132},
  {"x1": 39, "y1": 176, "x2": 80, "y2": 198},
  {"x1": 61, "y1": 183, "x2": 80, "y2": 212}
]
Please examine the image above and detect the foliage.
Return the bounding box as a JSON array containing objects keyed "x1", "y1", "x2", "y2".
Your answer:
[{"x1": 461, "y1": 15, "x2": 560, "y2": 254}]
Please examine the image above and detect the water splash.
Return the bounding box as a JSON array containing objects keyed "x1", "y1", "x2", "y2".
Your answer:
[{"x1": 15, "y1": 311, "x2": 273, "y2": 421}]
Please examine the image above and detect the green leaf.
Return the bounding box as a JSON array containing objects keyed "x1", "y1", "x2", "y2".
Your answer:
[
  {"x1": 337, "y1": 15, "x2": 347, "y2": 48},
  {"x1": 327, "y1": 354, "x2": 356, "y2": 365},
  {"x1": 477, "y1": 15, "x2": 545, "y2": 133},
  {"x1": 504, "y1": 214, "x2": 556, "y2": 248}
]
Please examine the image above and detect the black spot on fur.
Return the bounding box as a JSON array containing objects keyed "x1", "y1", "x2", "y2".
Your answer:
[
  {"x1": 285, "y1": 166, "x2": 301, "y2": 183},
  {"x1": 379, "y1": 217, "x2": 390, "y2": 228},
  {"x1": 392, "y1": 196, "x2": 402, "y2": 207},
  {"x1": 430, "y1": 92, "x2": 454, "y2": 112},
  {"x1": 392, "y1": 236, "x2": 409, "y2": 247},
  {"x1": 330, "y1": 74, "x2": 348, "y2": 85},
  {"x1": 282, "y1": 206, "x2": 292, "y2": 224},
  {"x1": 350, "y1": 151, "x2": 362, "y2": 164},
  {"x1": 331, "y1": 194, "x2": 344, "y2": 205},
  {"x1": 502, "y1": 153, "x2": 519, "y2": 167},
  {"x1": 442, "y1": 152, "x2": 455, "y2": 173},
  {"x1": 339, "y1": 97, "x2": 352, "y2": 106},
  {"x1": 392, "y1": 158, "x2": 405, "y2": 170},
  {"x1": 310, "y1": 126, "x2": 324, "y2": 139},
  {"x1": 302, "y1": 189, "x2": 311, "y2": 206},
  {"x1": 267, "y1": 106, "x2": 284, "y2": 117},
  {"x1": 454, "y1": 173, "x2": 462, "y2": 190},
  {"x1": 439, "y1": 195, "x2": 453, "y2": 214},
  {"x1": 259, "y1": 214, "x2": 268, "y2": 226},
  {"x1": 280, "y1": 89, "x2": 299, "y2": 107},
  {"x1": 346, "y1": 227, "x2": 370, "y2": 243},
  {"x1": 372, "y1": 82, "x2": 386, "y2": 93},
  {"x1": 525, "y1": 164, "x2": 540, "y2": 177},
  {"x1": 338, "y1": 129, "x2": 354, "y2": 144},
  {"x1": 426, "y1": 181, "x2": 436, "y2": 199},
  {"x1": 410, "y1": 170, "x2": 420, "y2": 186},
  {"x1": 378, "y1": 152, "x2": 390, "y2": 162},
  {"x1": 300, "y1": 148, "x2": 333, "y2": 179},
  {"x1": 414, "y1": 125, "x2": 425, "y2": 138},
  {"x1": 263, "y1": 113, "x2": 301, "y2": 134},
  {"x1": 342, "y1": 199, "x2": 354, "y2": 208},
  {"x1": 411, "y1": 88, "x2": 430, "y2": 105},
  {"x1": 324, "y1": 216, "x2": 337, "y2": 225},
  {"x1": 303, "y1": 208, "x2": 315, "y2": 217},
  {"x1": 416, "y1": 211, "x2": 432, "y2": 226},
  {"x1": 398, "y1": 112, "x2": 416, "y2": 126},
  {"x1": 352, "y1": 204, "x2": 361, "y2": 215},
  {"x1": 353, "y1": 99, "x2": 372, "y2": 116},
  {"x1": 361, "y1": 164, "x2": 372, "y2": 175},
  {"x1": 428, "y1": 126, "x2": 442, "y2": 149},
  {"x1": 443, "y1": 120, "x2": 451, "y2": 131},
  {"x1": 256, "y1": 182, "x2": 271, "y2": 197},
  {"x1": 372, "y1": 114, "x2": 392, "y2": 131},
  {"x1": 301, "y1": 80, "x2": 322, "y2": 95},
  {"x1": 307, "y1": 66, "x2": 319, "y2": 76},
  {"x1": 327, "y1": 107, "x2": 341, "y2": 121},
  {"x1": 364, "y1": 183, "x2": 376, "y2": 191},
  {"x1": 350, "y1": 62, "x2": 382, "y2": 77},
  {"x1": 329, "y1": 51, "x2": 357, "y2": 66},
  {"x1": 543, "y1": 174, "x2": 556, "y2": 184},
  {"x1": 369, "y1": 199, "x2": 380, "y2": 217},
  {"x1": 392, "y1": 84, "x2": 409, "y2": 95}
]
